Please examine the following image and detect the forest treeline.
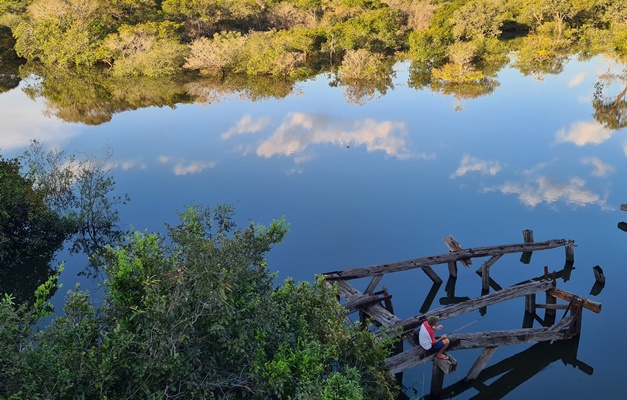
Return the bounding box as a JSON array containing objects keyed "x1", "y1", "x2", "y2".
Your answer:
[
  {"x1": 1, "y1": 0, "x2": 627, "y2": 80},
  {"x1": 1, "y1": 0, "x2": 627, "y2": 124}
]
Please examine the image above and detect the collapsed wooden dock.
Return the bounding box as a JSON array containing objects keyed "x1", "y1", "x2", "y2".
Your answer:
[{"x1": 322, "y1": 231, "x2": 601, "y2": 398}]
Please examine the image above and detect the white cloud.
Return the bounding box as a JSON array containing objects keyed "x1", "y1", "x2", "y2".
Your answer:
[
  {"x1": 555, "y1": 121, "x2": 613, "y2": 146},
  {"x1": 495, "y1": 176, "x2": 604, "y2": 208},
  {"x1": 173, "y1": 160, "x2": 217, "y2": 175},
  {"x1": 568, "y1": 72, "x2": 586, "y2": 87},
  {"x1": 450, "y1": 155, "x2": 501, "y2": 178},
  {"x1": 221, "y1": 115, "x2": 270, "y2": 140},
  {"x1": 256, "y1": 113, "x2": 414, "y2": 160},
  {"x1": 0, "y1": 87, "x2": 77, "y2": 151},
  {"x1": 581, "y1": 157, "x2": 615, "y2": 177}
]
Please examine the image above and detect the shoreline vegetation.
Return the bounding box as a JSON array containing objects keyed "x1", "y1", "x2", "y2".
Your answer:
[
  {"x1": 1, "y1": 0, "x2": 627, "y2": 116},
  {"x1": 1, "y1": 144, "x2": 399, "y2": 399}
]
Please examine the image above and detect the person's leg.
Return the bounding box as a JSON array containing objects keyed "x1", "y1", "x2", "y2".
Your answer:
[{"x1": 436, "y1": 338, "x2": 450, "y2": 359}]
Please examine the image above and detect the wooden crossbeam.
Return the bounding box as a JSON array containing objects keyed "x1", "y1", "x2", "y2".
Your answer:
[
  {"x1": 547, "y1": 288, "x2": 601, "y2": 314},
  {"x1": 323, "y1": 239, "x2": 573, "y2": 281},
  {"x1": 377, "y1": 280, "x2": 554, "y2": 339}
]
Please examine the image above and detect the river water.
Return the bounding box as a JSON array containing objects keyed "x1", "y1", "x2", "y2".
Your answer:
[{"x1": 2, "y1": 57, "x2": 626, "y2": 399}]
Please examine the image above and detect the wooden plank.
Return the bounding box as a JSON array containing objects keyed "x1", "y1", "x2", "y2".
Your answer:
[
  {"x1": 364, "y1": 274, "x2": 383, "y2": 294},
  {"x1": 620, "y1": 203, "x2": 627, "y2": 211},
  {"x1": 386, "y1": 328, "x2": 567, "y2": 374},
  {"x1": 378, "y1": 280, "x2": 554, "y2": 338},
  {"x1": 547, "y1": 288, "x2": 602, "y2": 314},
  {"x1": 466, "y1": 347, "x2": 498, "y2": 381},
  {"x1": 443, "y1": 235, "x2": 472, "y2": 267},
  {"x1": 323, "y1": 239, "x2": 572, "y2": 281}
]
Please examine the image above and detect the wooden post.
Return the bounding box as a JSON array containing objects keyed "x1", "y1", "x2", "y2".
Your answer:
[
  {"x1": 431, "y1": 363, "x2": 444, "y2": 397},
  {"x1": 620, "y1": 204, "x2": 627, "y2": 211},
  {"x1": 525, "y1": 294, "x2": 536, "y2": 313},
  {"x1": 565, "y1": 241, "x2": 575, "y2": 263},
  {"x1": 545, "y1": 292, "x2": 557, "y2": 326},
  {"x1": 481, "y1": 263, "x2": 490, "y2": 291},
  {"x1": 520, "y1": 230, "x2": 534, "y2": 264},
  {"x1": 480, "y1": 288, "x2": 489, "y2": 316},
  {"x1": 465, "y1": 347, "x2": 498, "y2": 381},
  {"x1": 448, "y1": 261, "x2": 458, "y2": 278},
  {"x1": 593, "y1": 265, "x2": 605, "y2": 284},
  {"x1": 618, "y1": 221, "x2": 627, "y2": 232}
]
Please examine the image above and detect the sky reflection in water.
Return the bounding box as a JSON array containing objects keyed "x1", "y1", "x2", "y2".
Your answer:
[{"x1": 2, "y1": 57, "x2": 627, "y2": 399}]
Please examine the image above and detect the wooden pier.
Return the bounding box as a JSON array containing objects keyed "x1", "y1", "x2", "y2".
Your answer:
[{"x1": 322, "y1": 231, "x2": 600, "y2": 398}]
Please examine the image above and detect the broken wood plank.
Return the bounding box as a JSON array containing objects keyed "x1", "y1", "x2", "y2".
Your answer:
[
  {"x1": 323, "y1": 239, "x2": 573, "y2": 281},
  {"x1": 547, "y1": 287, "x2": 602, "y2": 314},
  {"x1": 378, "y1": 280, "x2": 554, "y2": 338},
  {"x1": 443, "y1": 235, "x2": 472, "y2": 267}
]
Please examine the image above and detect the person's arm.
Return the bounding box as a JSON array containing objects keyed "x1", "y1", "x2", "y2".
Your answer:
[{"x1": 433, "y1": 325, "x2": 447, "y2": 342}]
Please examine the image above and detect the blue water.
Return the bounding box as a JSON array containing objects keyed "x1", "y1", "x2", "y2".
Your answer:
[{"x1": 2, "y1": 57, "x2": 626, "y2": 399}]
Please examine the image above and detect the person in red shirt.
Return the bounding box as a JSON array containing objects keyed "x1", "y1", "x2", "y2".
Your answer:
[{"x1": 418, "y1": 315, "x2": 450, "y2": 360}]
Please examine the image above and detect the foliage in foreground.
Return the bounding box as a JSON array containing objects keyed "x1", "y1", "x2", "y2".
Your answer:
[{"x1": 0, "y1": 204, "x2": 399, "y2": 399}]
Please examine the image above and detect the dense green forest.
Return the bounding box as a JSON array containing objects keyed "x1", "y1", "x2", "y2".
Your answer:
[
  {"x1": 1, "y1": 0, "x2": 627, "y2": 120},
  {"x1": 0, "y1": 145, "x2": 399, "y2": 399}
]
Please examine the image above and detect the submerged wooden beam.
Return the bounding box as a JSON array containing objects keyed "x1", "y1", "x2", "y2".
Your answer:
[
  {"x1": 323, "y1": 239, "x2": 573, "y2": 281},
  {"x1": 378, "y1": 280, "x2": 554, "y2": 338},
  {"x1": 386, "y1": 327, "x2": 572, "y2": 374}
]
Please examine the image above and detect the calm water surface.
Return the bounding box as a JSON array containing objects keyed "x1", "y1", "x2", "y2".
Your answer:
[{"x1": 2, "y1": 57, "x2": 626, "y2": 399}]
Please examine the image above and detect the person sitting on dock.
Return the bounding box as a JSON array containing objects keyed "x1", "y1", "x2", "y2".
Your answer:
[{"x1": 418, "y1": 315, "x2": 450, "y2": 360}]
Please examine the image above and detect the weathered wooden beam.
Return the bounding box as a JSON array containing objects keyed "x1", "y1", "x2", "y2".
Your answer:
[
  {"x1": 364, "y1": 274, "x2": 383, "y2": 295},
  {"x1": 547, "y1": 287, "x2": 602, "y2": 314},
  {"x1": 535, "y1": 303, "x2": 568, "y2": 310},
  {"x1": 335, "y1": 280, "x2": 401, "y2": 327},
  {"x1": 621, "y1": 203, "x2": 627, "y2": 211},
  {"x1": 378, "y1": 280, "x2": 554, "y2": 338},
  {"x1": 422, "y1": 265, "x2": 443, "y2": 284},
  {"x1": 323, "y1": 239, "x2": 572, "y2": 281},
  {"x1": 342, "y1": 293, "x2": 392, "y2": 313},
  {"x1": 386, "y1": 327, "x2": 569, "y2": 374},
  {"x1": 466, "y1": 347, "x2": 498, "y2": 381}
]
